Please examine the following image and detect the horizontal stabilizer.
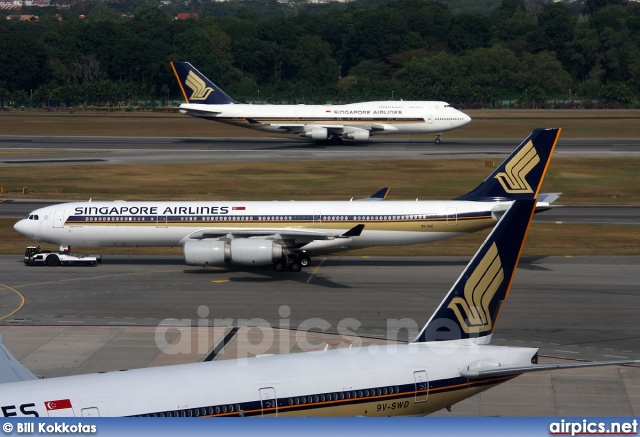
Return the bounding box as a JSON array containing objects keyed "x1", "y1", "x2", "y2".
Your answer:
[
  {"x1": 0, "y1": 335, "x2": 38, "y2": 384},
  {"x1": 178, "y1": 108, "x2": 222, "y2": 118},
  {"x1": 461, "y1": 359, "x2": 640, "y2": 379},
  {"x1": 537, "y1": 192, "x2": 562, "y2": 204}
]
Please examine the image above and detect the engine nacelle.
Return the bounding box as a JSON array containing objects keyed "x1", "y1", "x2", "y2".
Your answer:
[
  {"x1": 229, "y1": 239, "x2": 283, "y2": 265},
  {"x1": 184, "y1": 239, "x2": 228, "y2": 266},
  {"x1": 344, "y1": 129, "x2": 370, "y2": 141},
  {"x1": 184, "y1": 239, "x2": 284, "y2": 266},
  {"x1": 301, "y1": 127, "x2": 328, "y2": 140}
]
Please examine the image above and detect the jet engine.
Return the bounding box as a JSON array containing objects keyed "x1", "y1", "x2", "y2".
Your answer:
[
  {"x1": 344, "y1": 130, "x2": 370, "y2": 141},
  {"x1": 301, "y1": 127, "x2": 328, "y2": 140},
  {"x1": 184, "y1": 239, "x2": 285, "y2": 266}
]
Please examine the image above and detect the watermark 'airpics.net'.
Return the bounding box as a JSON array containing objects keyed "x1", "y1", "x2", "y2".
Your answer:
[{"x1": 154, "y1": 305, "x2": 481, "y2": 363}]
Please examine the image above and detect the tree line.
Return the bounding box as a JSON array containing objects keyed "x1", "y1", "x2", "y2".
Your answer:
[{"x1": 1, "y1": 0, "x2": 639, "y2": 108}]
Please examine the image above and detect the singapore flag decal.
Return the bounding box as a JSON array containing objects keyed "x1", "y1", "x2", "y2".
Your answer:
[{"x1": 45, "y1": 399, "x2": 73, "y2": 416}]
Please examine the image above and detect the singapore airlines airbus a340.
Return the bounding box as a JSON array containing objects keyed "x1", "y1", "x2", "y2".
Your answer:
[
  {"x1": 170, "y1": 61, "x2": 471, "y2": 144},
  {"x1": 2, "y1": 199, "x2": 637, "y2": 417},
  {"x1": 14, "y1": 129, "x2": 562, "y2": 271}
]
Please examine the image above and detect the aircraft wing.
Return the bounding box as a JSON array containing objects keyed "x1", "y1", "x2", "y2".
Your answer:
[
  {"x1": 0, "y1": 335, "x2": 38, "y2": 384},
  {"x1": 188, "y1": 224, "x2": 365, "y2": 241},
  {"x1": 460, "y1": 359, "x2": 640, "y2": 380},
  {"x1": 269, "y1": 124, "x2": 346, "y2": 134}
]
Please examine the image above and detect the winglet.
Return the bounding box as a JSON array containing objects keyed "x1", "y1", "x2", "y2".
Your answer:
[
  {"x1": 413, "y1": 198, "x2": 536, "y2": 344},
  {"x1": 339, "y1": 224, "x2": 365, "y2": 238},
  {"x1": 0, "y1": 335, "x2": 39, "y2": 384},
  {"x1": 170, "y1": 61, "x2": 237, "y2": 105},
  {"x1": 455, "y1": 128, "x2": 560, "y2": 202}
]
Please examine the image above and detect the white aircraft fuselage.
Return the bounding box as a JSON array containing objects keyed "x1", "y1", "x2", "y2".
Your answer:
[
  {"x1": 0, "y1": 341, "x2": 536, "y2": 417},
  {"x1": 14, "y1": 199, "x2": 500, "y2": 249},
  {"x1": 180, "y1": 100, "x2": 471, "y2": 139}
]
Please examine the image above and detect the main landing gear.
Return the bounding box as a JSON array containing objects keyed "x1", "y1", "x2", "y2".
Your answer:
[
  {"x1": 273, "y1": 252, "x2": 311, "y2": 272},
  {"x1": 435, "y1": 132, "x2": 443, "y2": 144}
]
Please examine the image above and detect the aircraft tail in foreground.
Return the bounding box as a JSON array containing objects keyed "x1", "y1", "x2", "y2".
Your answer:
[
  {"x1": 414, "y1": 198, "x2": 536, "y2": 344},
  {"x1": 456, "y1": 128, "x2": 561, "y2": 202}
]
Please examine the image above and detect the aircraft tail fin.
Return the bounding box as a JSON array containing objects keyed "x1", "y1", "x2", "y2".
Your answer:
[
  {"x1": 170, "y1": 61, "x2": 237, "y2": 105},
  {"x1": 455, "y1": 128, "x2": 560, "y2": 202},
  {"x1": 413, "y1": 198, "x2": 536, "y2": 344}
]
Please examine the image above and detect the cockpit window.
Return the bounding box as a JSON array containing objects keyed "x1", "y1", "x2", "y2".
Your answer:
[{"x1": 26, "y1": 214, "x2": 39, "y2": 220}]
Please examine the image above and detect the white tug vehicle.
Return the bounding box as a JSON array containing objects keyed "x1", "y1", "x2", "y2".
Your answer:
[{"x1": 23, "y1": 245, "x2": 101, "y2": 267}]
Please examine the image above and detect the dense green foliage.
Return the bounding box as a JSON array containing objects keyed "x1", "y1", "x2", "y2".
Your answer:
[{"x1": 1, "y1": 0, "x2": 639, "y2": 107}]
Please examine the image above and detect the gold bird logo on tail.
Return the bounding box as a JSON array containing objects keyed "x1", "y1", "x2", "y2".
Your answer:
[
  {"x1": 494, "y1": 140, "x2": 540, "y2": 193},
  {"x1": 448, "y1": 242, "x2": 503, "y2": 334},
  {"x1": 185, "y1": 71, "x2": 214, "y2": 101}
]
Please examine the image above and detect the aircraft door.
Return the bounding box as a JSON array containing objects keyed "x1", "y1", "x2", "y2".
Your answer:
[
  {"x1": 259, "y1": 387, "x2": 278, "y2": 416},
  {"x1": 426, "y1": 114, "x2": 434, "y2": 124},
  {"x1": 81, "y1": 407, "x2": 100, "y2": 417},
  {"x1": 313, "y1": 211, "x2": 322, "y2": 228},
  {"x1": 156, "y1": 215, "x2": 168, "y2": 228},
  {"x1": 446, "y1": 207, "x2": 458, "y2": 225},
  {"x1": 53, "y1": 210, "x2": 65, "y2": 228},
  {"x1": 413, "y1": 370, "x2": 429, "y2": 403}
]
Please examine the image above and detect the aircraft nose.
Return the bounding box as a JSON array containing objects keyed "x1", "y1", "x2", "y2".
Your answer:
[
  {"x1": 461, "y1": 112, "x2": 472, "y2": 125},
  {"x1": 14, "y1": 219, "x2": 30, "y2": 237}
]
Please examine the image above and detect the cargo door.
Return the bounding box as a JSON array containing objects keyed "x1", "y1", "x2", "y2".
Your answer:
[
  {"x1": 259, "y1": 387, "x2": 278, "y2": 417},
  {"x1": 53, "y1": 210, "x2": 65, "y2": 228},
  {"x1": 413, "y1": 370, "x2": 429, "y2": 403},
  {"x1": 446, "y1": 207, "x2": 457, "y2": 225}
]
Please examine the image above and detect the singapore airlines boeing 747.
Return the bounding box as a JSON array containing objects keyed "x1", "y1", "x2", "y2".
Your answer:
[
  {"x1": 14, "y1": 129, "x2": 562, "y2": 270},
  {"x1": 170, "y1": 61, "x2": 471, "y2": 144},
  {"x1": 2, "y1": 199, "x2": 637, "y2": 417}
]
